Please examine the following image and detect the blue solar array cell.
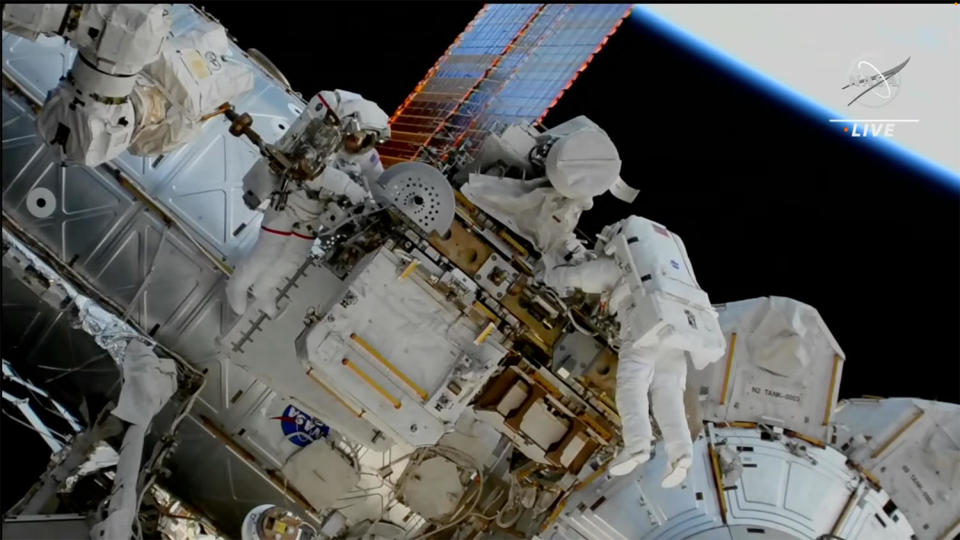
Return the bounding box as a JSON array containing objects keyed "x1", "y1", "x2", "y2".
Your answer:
[
  {"x1": 444, "y1": 5, "x2": 567, "y2": 140},
  {"x1": 462, "y1": 6, "x2": 623, "y2": 127},
  {"x1": 482, "y1": 4, "x2": 630, "y2": 125},
  {"x1": 449, "y1": 4, "x2": 541, "y2": 57},
  {"x1": 457, "y1": 5, "x2": 623, "y2": 114},
  {"x1": 379, "y1": 3, "x2": 630, "y2": 165}
]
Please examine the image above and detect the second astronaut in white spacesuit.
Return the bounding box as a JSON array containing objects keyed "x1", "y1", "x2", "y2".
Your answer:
[
  {"x1": 225, "y1": 90, "x2": 390, "y2": 317},
  {"x1": 544, "y1": 216, "x2": 726, "y2": 487}
]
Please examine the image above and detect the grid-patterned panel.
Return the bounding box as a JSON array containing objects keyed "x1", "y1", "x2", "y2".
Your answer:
[
  {"x1": 465, "y1": 4, "x2": 632, "y2": 151},
  {"x1": 448, "y1": 4, "x2": 541, "y2": 58},
  {"x1": 378, "y1": 3, "x2": 632, "y2": 168},
  {"x1": 380, "y1": 4, "x2": 542, "y2": 164}
]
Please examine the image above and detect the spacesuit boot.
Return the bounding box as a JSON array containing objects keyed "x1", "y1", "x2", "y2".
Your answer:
[
  {"x1": 225, "y1": 224, "x2": 291, "y2": 315},
  {"x1": 661, "y1": 455, "x2": 693, "y2": 488},
  {"x1": 608, "y1": 445, "x2": 651, "y2": 477}
]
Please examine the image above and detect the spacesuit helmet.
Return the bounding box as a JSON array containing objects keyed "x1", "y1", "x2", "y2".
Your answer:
[
  {"x1": 342, "y1": 124, "x2": 380, "y2": 154},
  {"x1": 335, "y1": 92, "x2": 391, "y2": 154}
]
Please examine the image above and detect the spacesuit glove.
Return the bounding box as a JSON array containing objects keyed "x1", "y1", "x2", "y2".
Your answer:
[
  {"x1": 562, "y1": 237, "x2": 588, "y2": 264},
  {"x1": 314, "y1": 166, "x2": 369, "y2": 205}
]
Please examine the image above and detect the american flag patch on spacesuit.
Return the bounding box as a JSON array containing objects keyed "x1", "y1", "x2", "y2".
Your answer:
[
  {"x1": 370, "y1": 153, "x2": 379, "y2": 164},
  {"x1": 653, "y1": 224, "x2": 669, "y2": 237}
]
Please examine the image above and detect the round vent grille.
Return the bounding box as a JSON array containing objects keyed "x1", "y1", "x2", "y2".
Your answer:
[{"x1": 375, "y1": 161, "x2": 454, "y2": 234}]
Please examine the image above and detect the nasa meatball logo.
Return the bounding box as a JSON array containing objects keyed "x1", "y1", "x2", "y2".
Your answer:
[
  {"x1": 843, "y1": 55, "x2": 910, "y2": 108},
  {"x1": 273, "y1": 404, "x2": 329, "y2": 447}
]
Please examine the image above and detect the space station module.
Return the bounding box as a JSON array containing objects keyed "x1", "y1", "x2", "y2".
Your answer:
[{"x1": 2, "y1": 4, "x2": 254, "y2": 165}]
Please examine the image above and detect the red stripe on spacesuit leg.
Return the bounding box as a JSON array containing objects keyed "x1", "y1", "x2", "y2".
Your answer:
[
  {"x1": 261, "y1": 226, "x2": 292, "y2": 236},
  {"x1": 291, "y1": 231, "x2": 316, "y2": 240}
]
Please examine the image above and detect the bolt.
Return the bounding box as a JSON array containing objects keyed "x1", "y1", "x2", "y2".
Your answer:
[
  {"x1": 410, "y1": 424, "x2": 418, "y2": 432},
  {"x1": 327, "y1": 315, "x2": 335, "y2": 322}
]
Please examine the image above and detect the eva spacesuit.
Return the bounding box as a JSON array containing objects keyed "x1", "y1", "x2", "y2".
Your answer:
[
  {"x1": 543, "y1": 216, "x2": 726, "y2": 487},
  {"x1": 224, "y1": 90, "x2": 390, "y2": 317}
]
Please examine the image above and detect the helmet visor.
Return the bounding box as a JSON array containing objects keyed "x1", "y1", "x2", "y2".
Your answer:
[{"x1": 343, "y1": 130, "x2": 380, "y2": 154}]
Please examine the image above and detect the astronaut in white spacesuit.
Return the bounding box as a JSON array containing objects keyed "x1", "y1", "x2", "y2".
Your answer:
[
  {"x1": 543, "y1": 216, "x2": 726, "y2": 487},
  {"x1": 225, "y1": 90, "x2": 390, "y2": 317}
]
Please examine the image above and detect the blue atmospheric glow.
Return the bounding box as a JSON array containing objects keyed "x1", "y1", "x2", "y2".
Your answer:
[{"x1": 630, "y1": 6, "x2": 960, "y2": 192}]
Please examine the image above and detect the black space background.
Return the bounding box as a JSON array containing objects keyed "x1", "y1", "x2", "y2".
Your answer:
[
  {"x1": 4, "y1": 2, "x2": 958, "y2": 514},
  {"x1": 202, "y1": 2, "x2": 959, "y2": 401}
]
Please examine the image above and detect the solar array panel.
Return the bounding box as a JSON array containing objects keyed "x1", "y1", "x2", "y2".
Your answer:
[{"x1": 378, "y1": 3, "x2": 632, "y2": 168}]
